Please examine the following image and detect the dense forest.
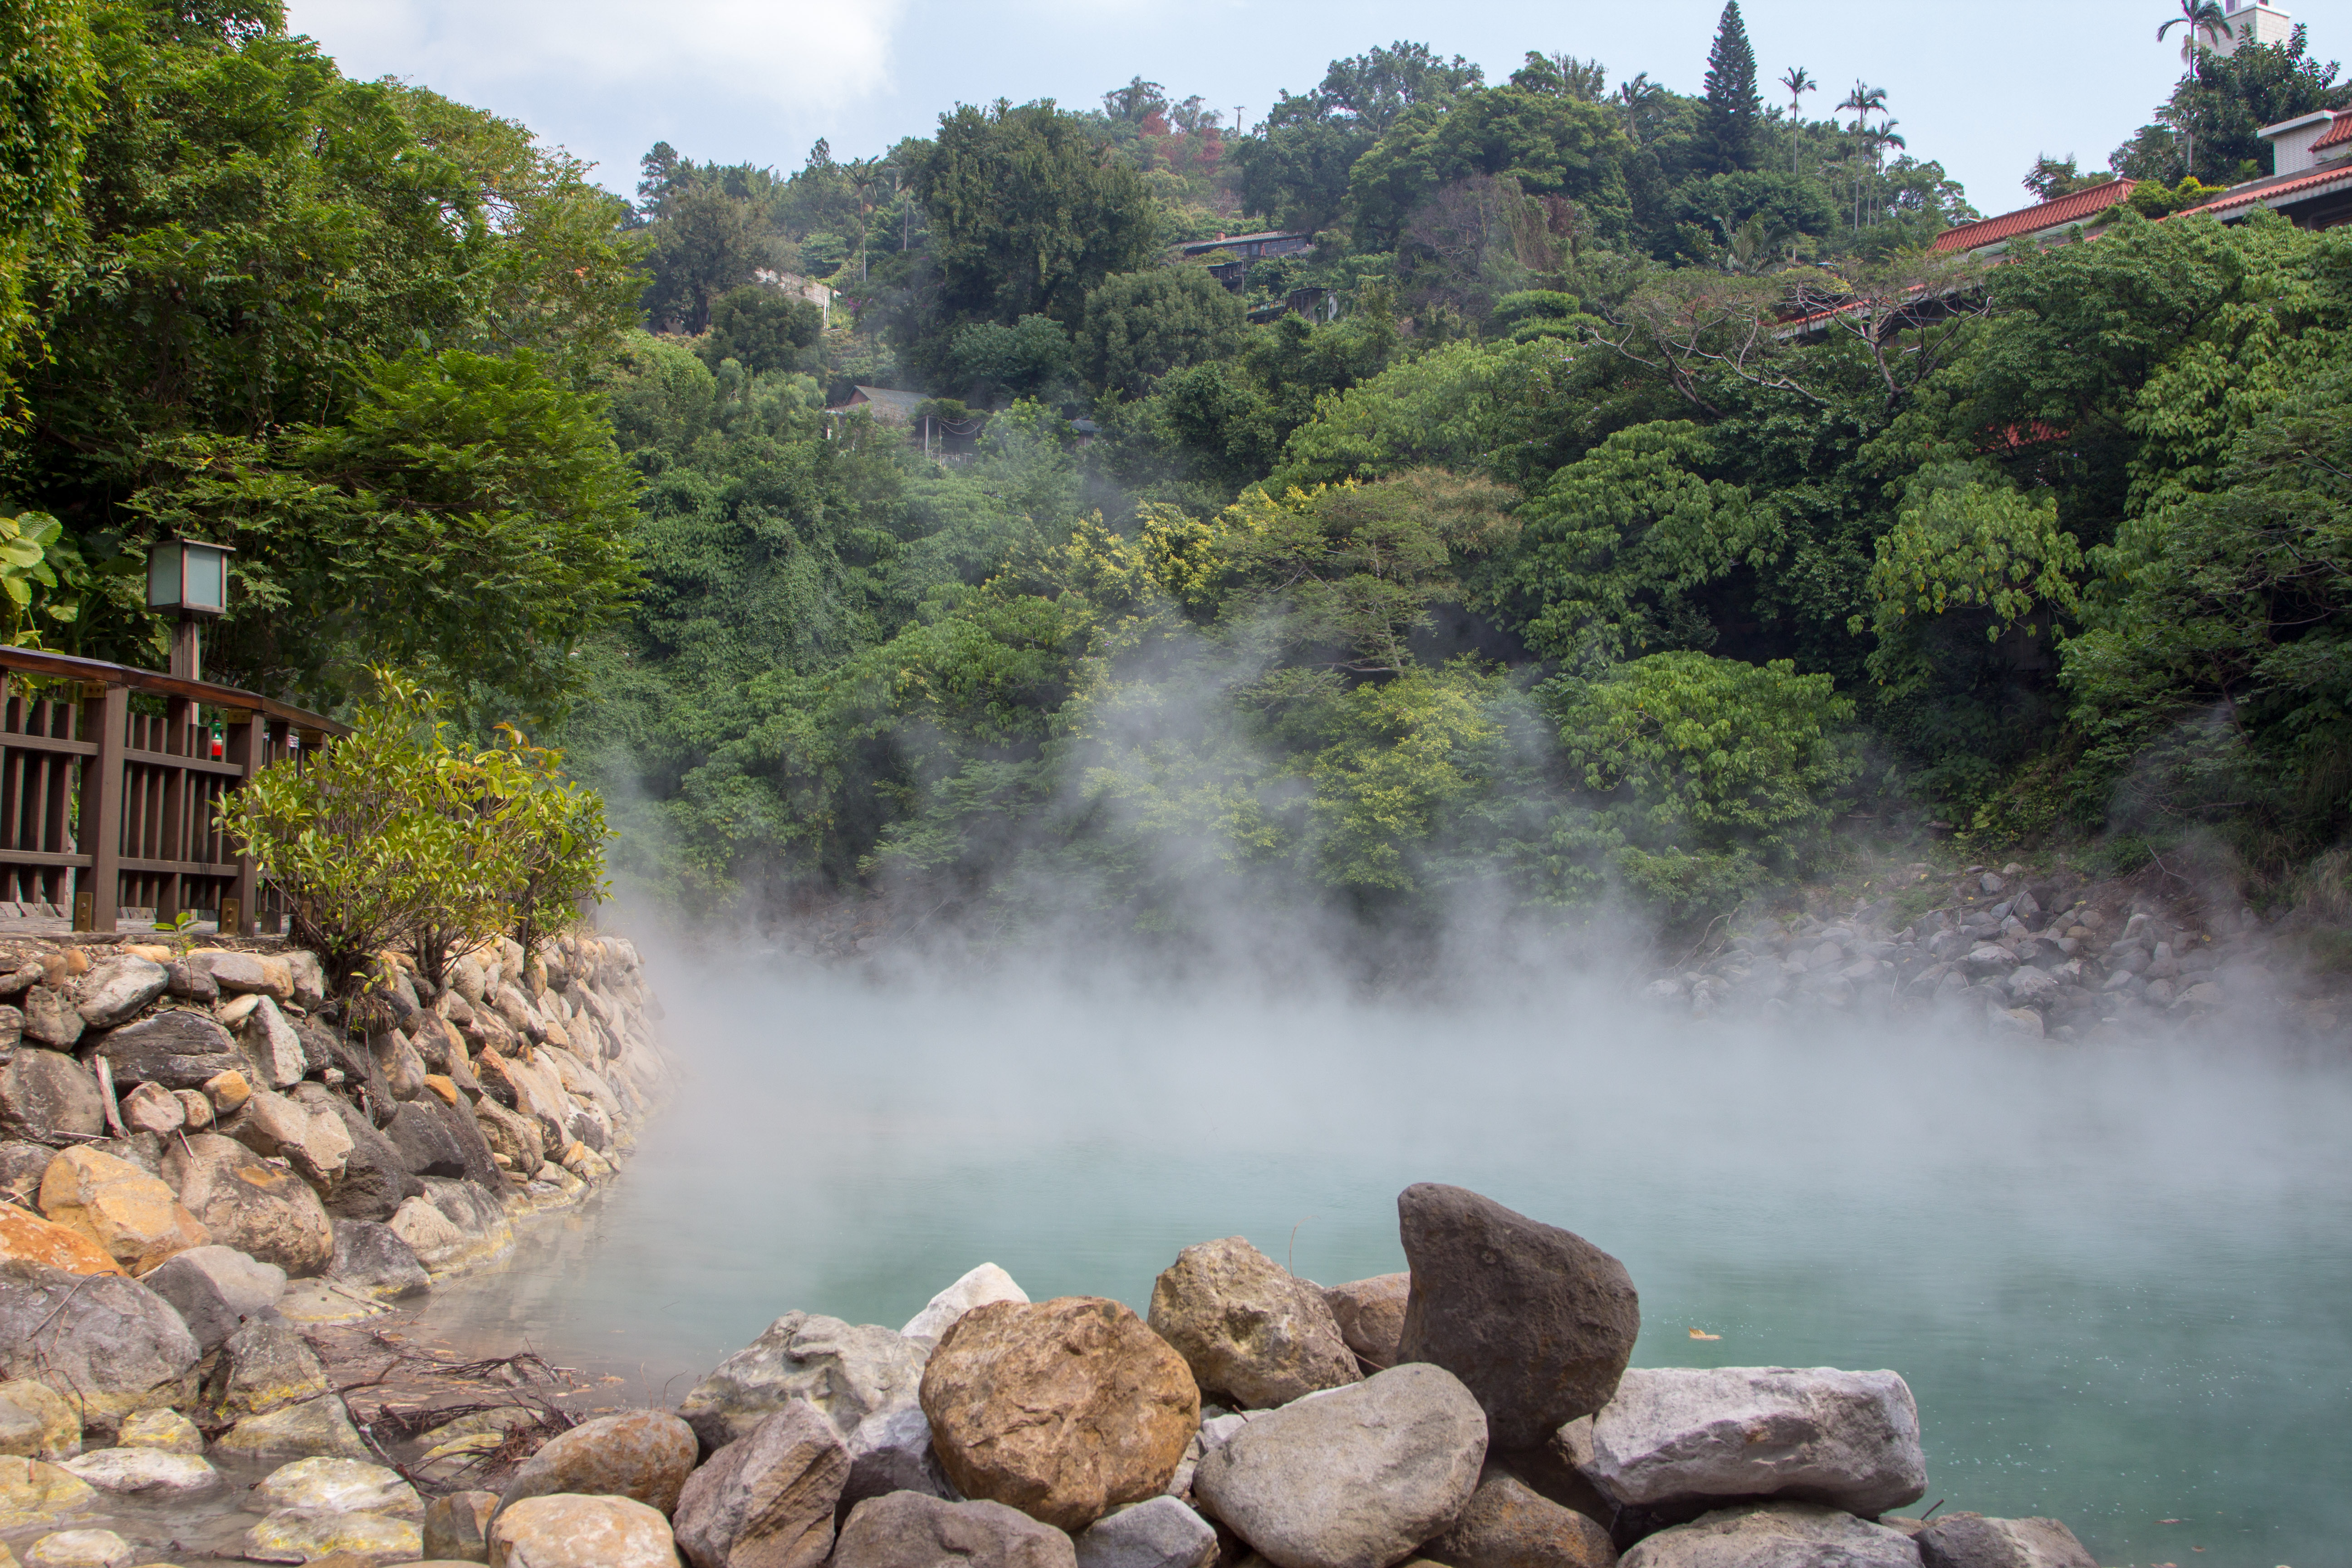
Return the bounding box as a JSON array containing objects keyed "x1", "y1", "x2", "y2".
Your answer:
[{"x1": 3, "y1": 0, "x2": 2350, "y2": 934}]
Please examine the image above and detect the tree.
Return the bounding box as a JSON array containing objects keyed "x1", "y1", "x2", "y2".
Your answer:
[
  {"x1": 1079, "y1": 269, "x2": 1246, "y2": 398},
  {"x1": 2116, "y1": 25, "x2": 2345, "y2": 184},
  {"x1": 702, "y1": 284, "x2": 822, "y2": 373},
  {"x1": 1697, "y1": 1, "x2": 1763, "y2": 176},
  {"x1": 2156, "y1": 0, "x2": 2236, "y2": 176},
  {"x1": 2023, "y1": 154, "x2": 2102, "y2": 199},
  {"x1": 0, "y1": 0, "x2": 100, "y2": 399},
  {"x1": 1779, "y1": 66, "x2": 1815, "y2": 173},
  {"x1": 912, "y1": 101, "x2": 1161, "y2": 354},
  {"x1": 641, "y1": 184, "x2": 764, "y2": 333}
]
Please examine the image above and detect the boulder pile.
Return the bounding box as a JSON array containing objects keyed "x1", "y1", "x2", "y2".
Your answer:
[
  {"x1": 0, "y1": 926, "x2": 666, "y2": 1560},
  {"x1": 141, "y1": 1181, "x2": 2089, "y2": 1568},
  {"x1": 1642, "y1": 860, "x2": 2326, "y2": 1039}
]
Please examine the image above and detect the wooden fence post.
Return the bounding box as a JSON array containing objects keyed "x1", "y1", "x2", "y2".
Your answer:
[
  {"x1": 78, "y1": 684, "x2": 127, "y2": 933},
  {"x1": 222, "y1": 709, "x2": 263, "y2": 936}
]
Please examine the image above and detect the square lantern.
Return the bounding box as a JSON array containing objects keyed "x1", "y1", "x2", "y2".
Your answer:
[{"x1": 147, "y1": 537, "x2": 234, "y2": 616}]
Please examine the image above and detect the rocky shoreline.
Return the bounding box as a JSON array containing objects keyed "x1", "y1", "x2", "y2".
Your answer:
[
  {"x1": 5, "y1": 1153, "x2": 2102, "y2": 1568},
  {"x1": 1646, "y1": 859, "x2": 2350, "y2": 1042},
  {"x1": 1, "y1": 927, "x2": 669, "y2": 1565}
]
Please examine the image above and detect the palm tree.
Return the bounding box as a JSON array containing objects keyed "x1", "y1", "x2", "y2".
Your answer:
[
  {"x1": 1779, "y1": 67, "x2": 1816, "y2": 175},
  {"x1": 1861, "y1": 120, "x2": 1906, "y2": 226},
  {"x1": 1838, "y1": 83, "x2": 1888, "y2": 231},
  {"x1": 2157, "y1": 1, "x2": 2234, "y2": 177}
]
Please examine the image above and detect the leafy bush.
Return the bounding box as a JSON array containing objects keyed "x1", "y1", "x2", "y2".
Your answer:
[
  {"x1": 218, "y1": 672, "x2": 612, "y2": 996},
  {"x1": 1549, "y1": 651, "x2": 1858, "y2": 913}
]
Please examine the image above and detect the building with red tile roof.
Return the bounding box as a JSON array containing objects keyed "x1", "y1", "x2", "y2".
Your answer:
[{"x1": 1929, "y1": 181, "x2": 2139, "y2": 256}]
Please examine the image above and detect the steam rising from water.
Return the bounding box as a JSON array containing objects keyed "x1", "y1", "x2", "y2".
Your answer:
[{"x1": 436, "y1": 920, "x2": 2352, "y2": 1567}]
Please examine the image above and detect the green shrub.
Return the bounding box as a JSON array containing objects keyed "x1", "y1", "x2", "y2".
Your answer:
[
  {"x1": 218, "y1": 671, "x2": 611, "y2": 996},
  {"x1": 1550, "y1": 651, "x2": 1859, "y2": 914}
]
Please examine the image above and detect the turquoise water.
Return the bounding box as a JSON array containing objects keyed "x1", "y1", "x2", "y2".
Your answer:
[{"x1": 431, "y1": 949, "x2": 2352, "y2": 1568}]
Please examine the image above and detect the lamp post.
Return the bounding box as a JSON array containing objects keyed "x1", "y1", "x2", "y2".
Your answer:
[{"x1": 145, "y1": 538, "x2": 233, "y2": 680}]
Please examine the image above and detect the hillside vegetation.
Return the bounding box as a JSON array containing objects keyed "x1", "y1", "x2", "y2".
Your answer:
[{"x1": 3, "y1": 1, "x2": 2348, "y2": 936}]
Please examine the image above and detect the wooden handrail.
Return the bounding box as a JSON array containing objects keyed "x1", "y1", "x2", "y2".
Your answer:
[{"x1": 0, "y1": 646, "x2": 349, "y2": 736}]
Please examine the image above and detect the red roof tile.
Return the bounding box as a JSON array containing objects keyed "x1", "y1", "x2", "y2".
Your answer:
[
  {"x1": 2179, "y1": 161, "x2": 2352, "y2": 220},
  {"x1": 1930, "y1": 180, "x2": 2138, "y2": 253},
  {"x1": 2313, "y1": 111, "x2": 2352, "y2": 152}
]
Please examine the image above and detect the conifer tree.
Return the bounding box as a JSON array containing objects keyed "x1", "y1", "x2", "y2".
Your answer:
[{"x1": 1698, "y1": 0, "x2": 1763, "y2": 175}]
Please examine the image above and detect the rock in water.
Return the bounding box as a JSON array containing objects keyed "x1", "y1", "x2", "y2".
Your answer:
[
  {"x1": 254, "y1": 1455, "x2": 422, "y2": 1517},
  {"x1": 207, "y1": 1318, "x2": 331, "y2": 1419},
  {"x1": 115, "y1": 1408, "x2": 200, "y2": 1454},
  {"x1": 832, "y1": 1492, "x2": 1078, "y2": 1568},
  {"x1": 241, "y1": 1507, "x2": 423, "y2": 1564},
  {"x1": 1395, "y1": 1184, "x2": 1639, "y2": 1447},
  {"x1": 672, "y1": 1402, "x2": 849, "y2": 1568},
  {"x1": 1190, "y1": 1362, "x2": 1488, "y2": 1568},
  {"x1": 488, "y1": 1493, "x2": 682, "y2": 1568},
  {"x1": 1420, "y1": 1471, "x2": 1616, "y2": 1568},
  {"x1": 21, "y1": 1528, "x2": 131, "y2": 1568},
  {"x1": 1581, "y1": 1367, "x2": 1926, "y2": 1517},
  {"x1": 425, "y1": 1489, "x2": 500, "y2": 1561},
  {"x1": 212, "y1": 1394, "x2": 373, "y2": 1463},
  {"x1": 36, "y1": 1147, "x2": 208, "y2": 1274},
  {"x1": 1618, "y1": 1502, "x2": 1921, "y2": 1568},
  {"x1": 497, "y1": 1408, "x2": 699, "y2": 1518},
  {"x1": 1915, "y1": 1514, "x2": 2096, "y2": 1568},
  {"x1": 1324, "y1": 1274, "x2": 1411, "y2": 1369},
  {"x1": 0, "y1": 1380, "x2": 81, "y2": 1460},
  {"x1": 136, "y1": 1243, "x2": 287, "y2": 1353},
  {"x1": 57, "y1": 1446, "x2": 220, "y2": 1498},
  {"x1": 330, "y1": 1220, "x2": 430, "y2": 1298},
  {"x1": 677, "y1": 1311, "x2": 948, "y2": 1499},
  {"x1": 1147, "y1": 1237, "x2": 1360, "y2": 1409},
  {"x1": 902, "y1": 1262, "x2": 1029, "y2": 1341},
  {"x1": 1073, "y1": 1496, "x2": 1219, "y2": 1568},
  {"x1": 920, "y1": 1297, "x2": 1199, "y2": 1532},
  {"x1": 0, "y1": 1260, "x2": 201, "y2": 1428}
]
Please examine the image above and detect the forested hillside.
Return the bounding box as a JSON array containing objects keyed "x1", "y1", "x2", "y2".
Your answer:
[{"x1": 5, "y1": 0, "x2": 2349, "y2": 934}]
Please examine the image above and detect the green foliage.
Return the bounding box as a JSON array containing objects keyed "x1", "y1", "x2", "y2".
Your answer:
[
  {"x1": 0, "y1": 0, "x2": 100, "y2": 391},
  {"x1": 218, "y1": 671, "x2": 613, "y2": 995},
  {"x1": 127, "y1": 349, "x2": 642, "y2": 718},
  {"x1": 1481, "y1": 422, "x2": 1768, "y2": 671},
  {"x1": 1550, "y1": 651, "x2": 1857, "y2": 912},
  {"x1": 1079, "y1": 268, "x2": 1246, "y2": 397},
  {"x1": 0, "y1": 507, "x2": 71, "y2": 645},
  {"x1": 2111, "y1": 25, "x2": 2343, "y2": 184},
  {"x1": 913, "y1": 100, "x2": 1161, "y2": 348},
  {"x1": 702, "y1": 285, "x2": 822, "y2": 373},
  {"x1": 1696, "y1": 1, "x2": 1763, "y2": 176},
  {"x1": 1857, "y1": 482, "x2": 2083, "y2": 678},
  {"x1": 1346, "y1": 87, "x2": 1632, "y2": 249},
  {"x1": 947, "y1": 314, "x2": 1076, "y2": 404}
]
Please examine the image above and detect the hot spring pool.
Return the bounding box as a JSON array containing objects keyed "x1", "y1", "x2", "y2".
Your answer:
[{"x1": 425, "y1": 943, "x2": 2352, "y2": 1568}]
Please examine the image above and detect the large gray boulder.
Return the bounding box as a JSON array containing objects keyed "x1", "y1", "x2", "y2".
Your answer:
[
  {"x1": 160, "y1": 1133, "x2": 333, "y2": 1278},
  {"x1": 1324, "y1": 1274, "x2": 1410, "y2": 1369},
  {"x1": 1191, "y1": 1362, "x2": 1488, "y2": 1568},
  {"x1": 81, "y1": 1011, "x2": 245, "y2": 1089},
  {"x1": 678, "y1": 1310, "x2": 949, "y2": 1499},
  {"x1": 1916, "y1": 1514, "x2": 2097, "y2": 1568},
  {"x1": 328, "y1": 1220, "x2": 429, "y2": 1298},
  {"x1": 0, "y1": 1138, "x2": 54, "y2": 1201},
  {"x1": 0, "y1": 1049, "x2": 103, "y2": 1143},
  {"x1": 832, "y1": 1492, "x2": 1077, "y2": 1568},
  {"x1": 1619, "y1": 1502, "x2": 1921, "y2": 1568},
  {"x1": 1421, "y1": 1470, "x2": 1616, "y2": 1568},
  {"x1": 205, "y1": 1318, "x2": 330, "y2": 1420},
  {"x1": 211, "y1": 1393, "x2": 372, "y2": 1463},
  {"x1": 419, "y1": 1091, "x2": 504, "y2": 1188},
  {"x1": 672, "y1": 1401, "x2": 850, "y2": 1568},
  {"x1": 135, "y1": 1244, "x2": 287, "y2": 1354},
  {"x1": 0, "y1": 1259, "x2": 201, "y2": 1430},
  {"x1": 301, "y1": 1089, "x2": 423, "y2": 1221},
  {"x1": 1073, "y1": 1496, "x2": 1218, "y2": 1568},
  {"x1": 497, "y1": 1408, "x2": 699, "y2": 1519},
  {"x1": 71, "y1": 958, "x2": 168, "y2": 1031},
  {"x1": 1147, "y1": 1237, "x2": 1360, "y2": 1409},
  {"x1": 1396, "y1": 1184, "x2": 1640, "y2": 1448},
  {"x1": 383, "y1": 1099, "x2": 470, "y2": 1178},
  {"x1": 1581, "y1": 1367, "x2": 1926, "y2": 1517}
]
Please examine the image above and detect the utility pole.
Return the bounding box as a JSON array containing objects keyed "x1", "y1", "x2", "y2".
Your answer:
[{"x1": 1235, "y1": 105, "x2": 1246, "y2": 137}]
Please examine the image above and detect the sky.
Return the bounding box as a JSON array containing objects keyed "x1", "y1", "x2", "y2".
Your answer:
[{"x1": 280, "y1": 0, "x2": 2283, "y2": 220}]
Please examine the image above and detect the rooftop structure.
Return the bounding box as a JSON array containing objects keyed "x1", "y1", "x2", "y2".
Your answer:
[
  {"x1": 1929, "y1": 180, "x2": 2139, "y2": 256},
  {"x1": 2207, "y1": 0, "x2": 2293, "y2": 58}
]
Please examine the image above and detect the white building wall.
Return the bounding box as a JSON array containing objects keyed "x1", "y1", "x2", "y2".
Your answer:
[{"x1": 2211, "y1": 0, "x2": 2295, "y2": 57}]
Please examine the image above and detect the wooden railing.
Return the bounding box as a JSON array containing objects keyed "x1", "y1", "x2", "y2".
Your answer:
[{"x1": 0, "y1": 647, "x2": 348, "y2": 936}]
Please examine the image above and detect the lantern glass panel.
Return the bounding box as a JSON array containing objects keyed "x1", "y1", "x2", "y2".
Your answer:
[
  {"x1": 183, "y1": 545, "x2": 225, "y2": 612},
  {"x1": 147, "y1": 546, "x2": 180, "y2": 609}
]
